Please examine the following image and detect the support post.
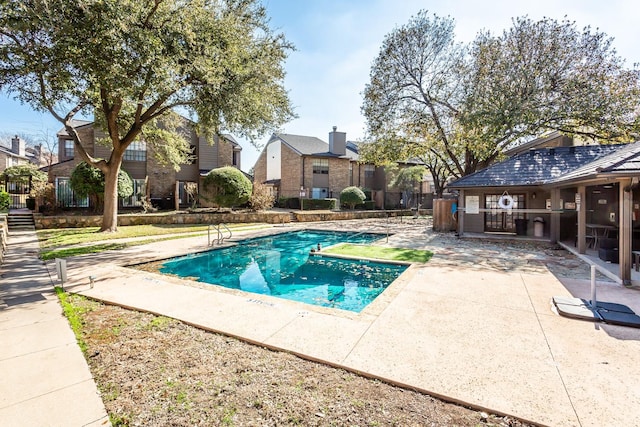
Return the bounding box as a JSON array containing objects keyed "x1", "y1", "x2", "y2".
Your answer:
[
  {"x1": 55, "y1": 258, "x2": 67, "y2": 288},
  {"x1": 458, "y1": 190, "x2": 465, "y2": 237},
  {"x1": 550, "y1": 188, "x2": 561, "y2": 244},
  {"x1": 619, "y1": 179, "x2": 632, "y2": 285},
  {"x1": 590, "y1": 264, "x2": 597, "y2": 308},
  {"x1": 577, "y1": 185, "x2": 586, "y2": 254}
]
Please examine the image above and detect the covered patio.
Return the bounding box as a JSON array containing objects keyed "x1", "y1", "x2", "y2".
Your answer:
[{"x1": 450, "y1": 142, "x2": 640, "y2": 287}]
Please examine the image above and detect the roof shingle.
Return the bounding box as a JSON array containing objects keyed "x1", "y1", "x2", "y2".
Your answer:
[
  {"x1": 274, "y1": 133, "x2": 359, "y2": 160},
  {"x1": 448, "y1": 144, "x2": 625, "y2": 188}
]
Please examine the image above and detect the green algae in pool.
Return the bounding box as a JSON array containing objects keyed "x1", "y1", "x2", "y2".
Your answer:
[{"x1": 159, "y1": 230, "x2": 408, "y2": 312}]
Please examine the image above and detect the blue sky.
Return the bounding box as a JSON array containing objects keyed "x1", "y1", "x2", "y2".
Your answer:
[{"x1": 2, "y1": 0, "x2": 640, "y2": 172}]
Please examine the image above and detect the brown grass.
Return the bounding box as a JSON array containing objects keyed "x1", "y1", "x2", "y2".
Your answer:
[{"x1": 70, "y1": 295, "x2": 531, "y2": 427}]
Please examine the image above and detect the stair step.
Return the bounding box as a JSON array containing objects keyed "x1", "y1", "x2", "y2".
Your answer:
[{"x1": 7, "y1": 213, "x2": 35, "y2": 231}]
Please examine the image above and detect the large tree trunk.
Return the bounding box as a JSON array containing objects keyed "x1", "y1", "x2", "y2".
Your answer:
[{"x1": 100, "y1": 162, "x2": 121, "y2": 232}]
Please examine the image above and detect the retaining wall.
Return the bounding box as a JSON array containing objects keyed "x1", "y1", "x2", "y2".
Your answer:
[{"x1": 34, "y1": 209, "x2": 432, "y2": 229}]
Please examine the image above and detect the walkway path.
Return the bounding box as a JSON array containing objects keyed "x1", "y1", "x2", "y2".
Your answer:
[{"x1": 0, "y1": 229, "x2": 109, "y2": 427}]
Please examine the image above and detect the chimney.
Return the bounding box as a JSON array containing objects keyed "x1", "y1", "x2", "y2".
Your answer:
[
  {"x1": 11, "y1": 135, "x2": 25, "y2": 157},
  {"x1": 328, "y1": 126, "x2": 346, "y2": 156}
]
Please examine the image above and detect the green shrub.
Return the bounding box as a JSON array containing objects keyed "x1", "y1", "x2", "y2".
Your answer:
[
  {"x1": 277, "y1": 197, "x2": 300, "y2": 209},
  {"x1": 355, "y1": 200, "x2": 376, "y2": 210},
  {"x1": 203, "y1": 166, "x2": 252, "y2": 208},
  {"x1": 276, "y1": 197, "x2": 289, "y2": 208},
  {"x1": 302, "y1": 198, "x2": 336, "y2": 210},
  {"x1": 116, "y1": 169, "x2": 134, "y2": 199},
  {"x1": 0, "y1": 190, "x2": 10, "y2": 211},
  {"x1": 2, "y1": 164, "x2": 46, "y2": 184},
  {"x1": 340, "y1": 186, "x2": 366, "y2": 210},
  {"x1": 361, "y1": 187, "x2": 372, "y2": 200},
  {"x1": 70, "y1": 162, "x2": 133, "y2": 210}
]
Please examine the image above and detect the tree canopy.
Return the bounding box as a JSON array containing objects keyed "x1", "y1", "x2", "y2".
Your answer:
[
  {"x1": 361, "y1": 12, "x2": 640, "y2": 189},
  {"x1": 0, "y1": 0, "x2": 294, "y2": 231},
  {"x1": 386, "y1": 165, "x2": 426, "y2": 207},
  {"x1": 2, "y1": 164, "x2": 47, "y2": 184}
]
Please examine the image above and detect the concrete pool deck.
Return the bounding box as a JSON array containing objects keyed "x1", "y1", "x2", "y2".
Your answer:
[{"x1": 8, "y1": 217, "x2": 640, "y2": 426}]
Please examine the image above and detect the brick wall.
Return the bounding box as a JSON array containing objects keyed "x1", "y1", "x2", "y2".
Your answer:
[
  {"x1": 49, "y1": 121, "x2": 254, "y2": 210},
  {"x1": 217, "y1": 138, "x2": 235, "y2": 167},
  {"x1": 280, "y1": 145, "x2": 302, "y2": 198},
  {"x1": 58, "y1": 125, "x2": 95, "y2": 163},
  {"x1": 146, "y1": 144, "x2": 178, "y2": 198},
  {"x1": 328, "y1": 158, "x2": 352, "y2": 196},
  {"x1": 253, "y1": 150, "x2": 267, "y2": 184},
  {"x1": 48, "y1": 160, "x2": 77, "y2": 180}
]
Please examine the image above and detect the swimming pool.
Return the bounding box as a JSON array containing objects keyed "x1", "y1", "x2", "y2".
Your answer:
[{"x1": 158, "y1": 230, "x2": 408, "y2": 312}]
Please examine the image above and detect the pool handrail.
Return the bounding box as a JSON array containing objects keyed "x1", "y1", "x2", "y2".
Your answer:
[{"x1": 208, "y1": 223, "x2": 232, "y2": 246}]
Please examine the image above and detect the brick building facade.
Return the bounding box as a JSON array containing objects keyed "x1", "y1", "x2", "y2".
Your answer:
[
  {"x1": 47, "y1": 118, "x2": 241, "y2": 209},
  {"x1": 253, "y1": 127, "x2": 433, "y2": 208}
]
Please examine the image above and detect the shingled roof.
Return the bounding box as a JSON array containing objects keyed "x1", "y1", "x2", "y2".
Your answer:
[
  {"x1": 448, "y1": 144, "x2": 626, "y2": 188},
  {"x1": 274, "y1": 133, "x2": 359, "y2": 160},
  {"x1": 547, "y1": 142, "x2": 640, "y2": 184}
]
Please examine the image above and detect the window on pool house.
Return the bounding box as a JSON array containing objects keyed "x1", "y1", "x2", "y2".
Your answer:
[
  {"x1": 312, "y1": 158, "x2": 329, "y2": 174},
  {"x1": 124, "y1": 140, "x2": 147, "y2": 161}
]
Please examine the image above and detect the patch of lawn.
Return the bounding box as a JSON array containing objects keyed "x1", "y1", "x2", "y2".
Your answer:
[
  {"x1": 37, "y1": 223, "x2": 263, "y2": 248},
  {"x1": 39, "y1": 232, "x2": 214, "y2": 260},
  {"x1": 55, "y1": 287, "x2": 98, "y2": 355},
  {"x1": 37, "y1": 224, "x2": 211, "y2": 248},
  {"x1": 41, "y1": 243, "x2": 128, "y2": 260},
  {"x1": 323, "y1": 244, "x2": 432, "y2": 263}
]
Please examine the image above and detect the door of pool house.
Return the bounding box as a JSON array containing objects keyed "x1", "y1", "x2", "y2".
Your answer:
[{"x1": 484, "y1": 193, "x2": 526, "y2": 232}]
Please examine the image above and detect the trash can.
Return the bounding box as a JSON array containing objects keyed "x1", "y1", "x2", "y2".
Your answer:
[
  {"x1": 534, "y1": 217, "x2": 545, "y2": 237},
  {"x1": 515, "y1": 218, "x2": 528, "y2": 236}
]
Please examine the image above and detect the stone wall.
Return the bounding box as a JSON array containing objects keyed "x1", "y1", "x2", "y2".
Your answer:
[
  {"x1": 291, "y1": 209, "x2": 420, "y2": 222},
  {"x1": 34, "y1": 211, "x2": 291, "y2": 229},
  {"x1": 33, "y1": 209, "x2": 430, "y2": 229}
]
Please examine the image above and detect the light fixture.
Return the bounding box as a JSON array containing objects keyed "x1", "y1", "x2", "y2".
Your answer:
[{"x1": 532, "y1": 192, "x2": 536, "y2": 199}]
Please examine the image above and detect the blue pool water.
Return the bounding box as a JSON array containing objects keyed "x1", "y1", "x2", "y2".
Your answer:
[{"x1": 159, "y1": 230, "x2": 408, "y2": 312}]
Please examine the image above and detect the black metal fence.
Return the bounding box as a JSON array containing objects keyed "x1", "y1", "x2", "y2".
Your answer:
[
  {"x1": 4, "y1": 181, "x2": 29, "y2": 209},
  {"x1": 55, "y1": 178, "x2": 89, "y2": 208}
]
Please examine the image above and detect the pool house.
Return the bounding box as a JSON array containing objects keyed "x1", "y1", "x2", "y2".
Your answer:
[{"x1": 448, "y1": 142, "x2": 640, "y2": 286}]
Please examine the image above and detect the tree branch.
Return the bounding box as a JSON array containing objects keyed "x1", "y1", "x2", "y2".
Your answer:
[{"x1": 62, "y1": 102, "x2": 108, "y2": 173}]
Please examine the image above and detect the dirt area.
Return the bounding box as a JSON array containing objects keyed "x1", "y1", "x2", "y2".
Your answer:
[{"x1": 72, "y1": 295, "x2": 531, "y2": 426}]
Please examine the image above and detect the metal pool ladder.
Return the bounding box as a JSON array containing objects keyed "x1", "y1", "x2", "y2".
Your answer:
[{"x1": 208, "y1": 223, "x2": 232, "y2": 246}]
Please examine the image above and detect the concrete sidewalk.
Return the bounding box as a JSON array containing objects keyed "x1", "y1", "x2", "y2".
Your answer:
[
  {"x1": 0, "y1": 229, "x2": 109, "y2": 427},
  {"x1": 54, "y1": 219, "x2": 640, "y2": 427}
]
